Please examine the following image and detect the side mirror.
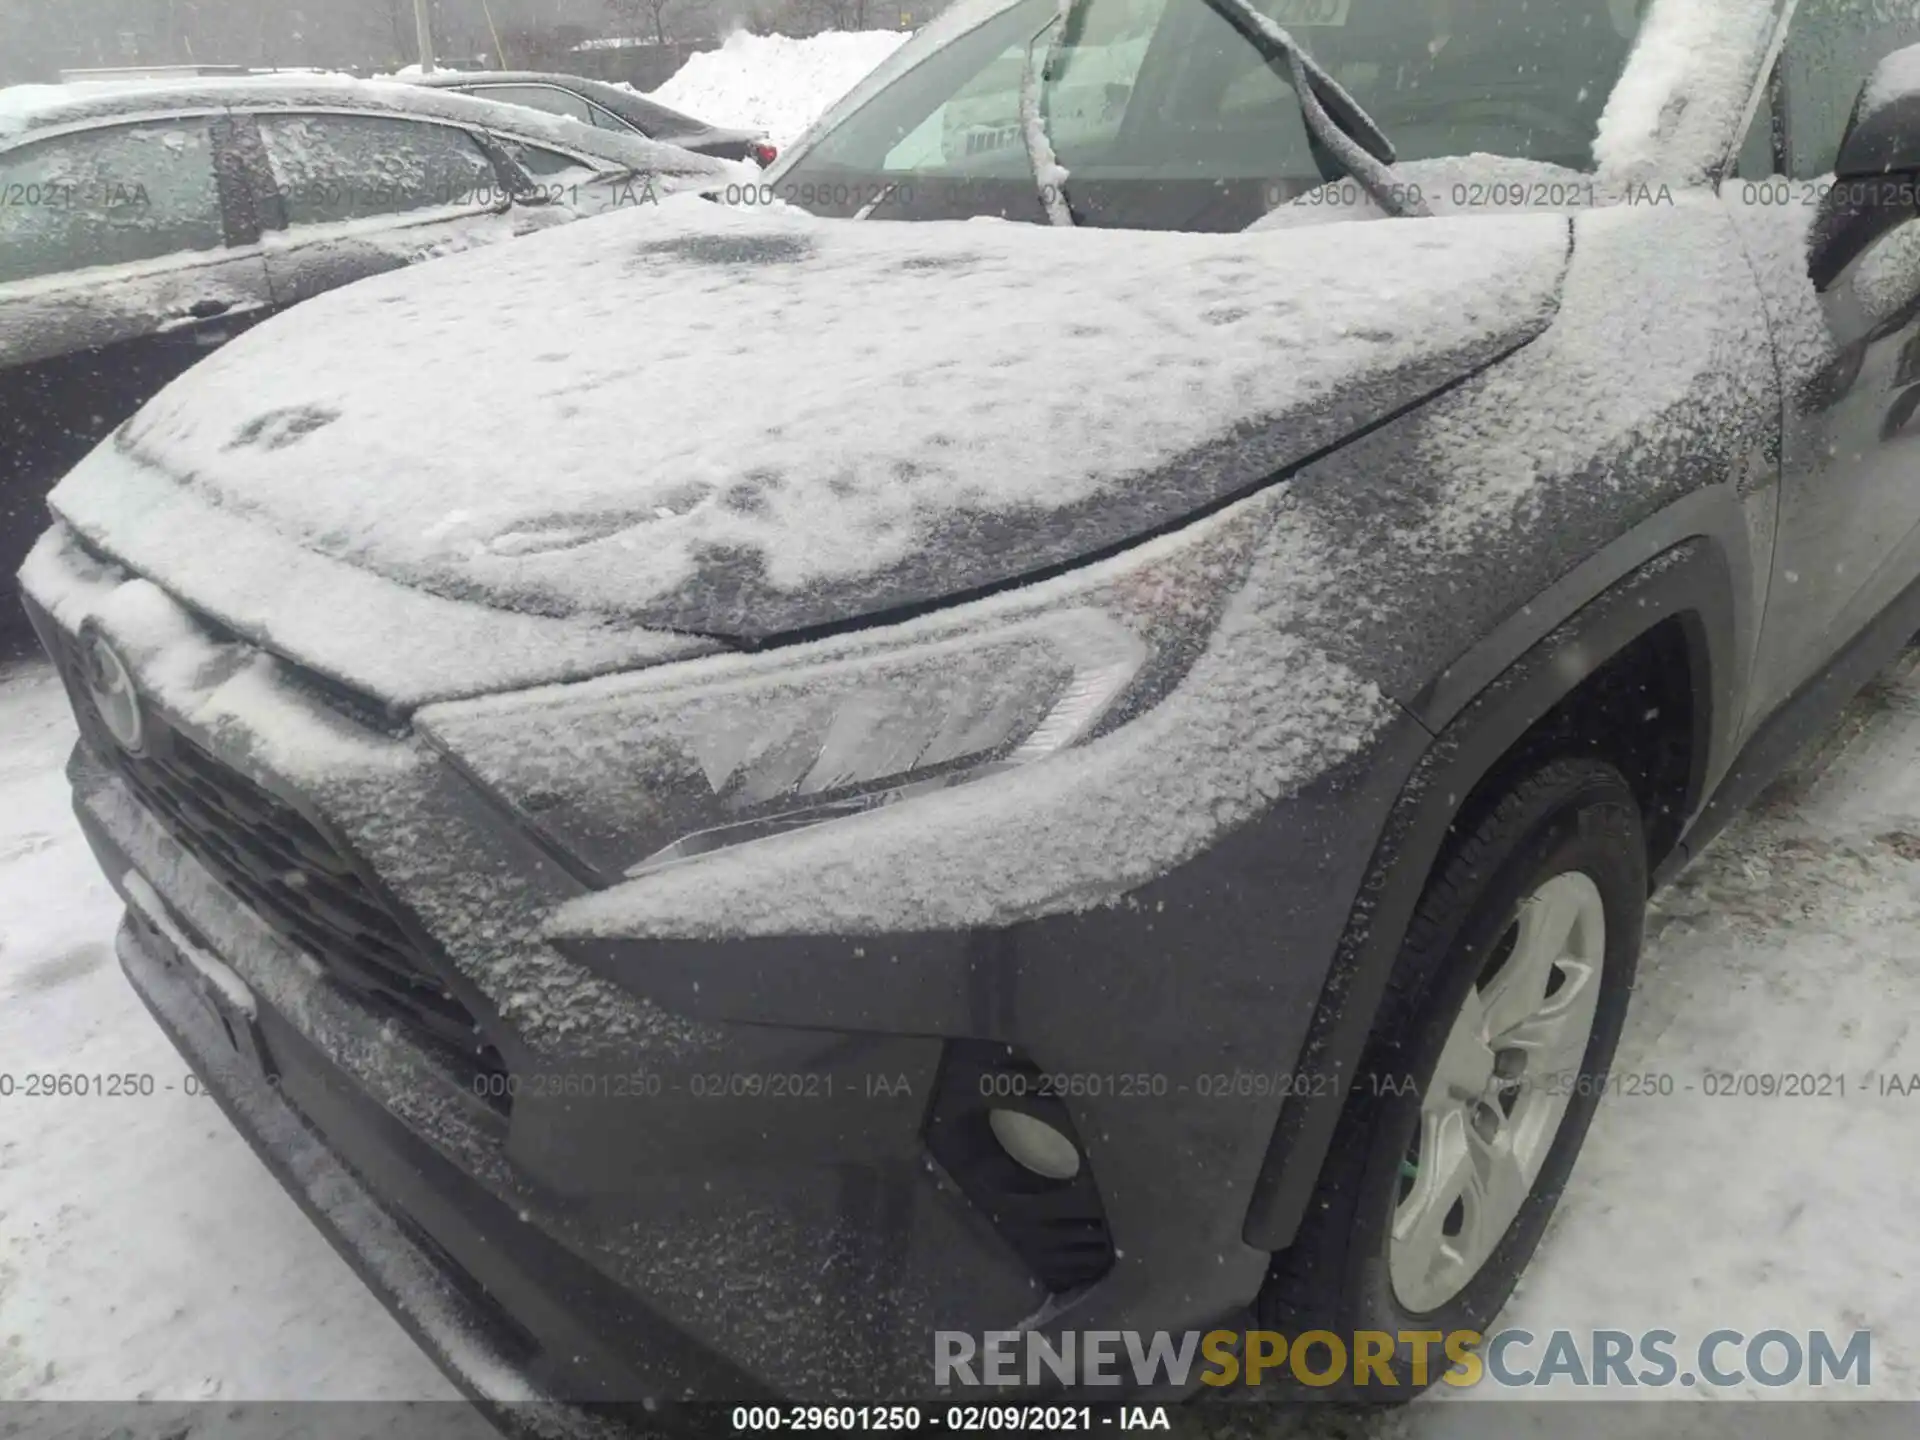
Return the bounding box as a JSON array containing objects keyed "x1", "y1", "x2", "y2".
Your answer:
[
  {"x1": 1837, "y1": 46, "x2": 1920, "y2": 176},
  {"x1": 1810, "y1": 44, "x2": 1920, "y2": 290}
]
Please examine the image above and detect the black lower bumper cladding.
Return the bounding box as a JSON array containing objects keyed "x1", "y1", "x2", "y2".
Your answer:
[
  {"x1": 111, "y1": 895, "x2": 766, "y2": 1430},
  {"x1": 117, "y1": 916, "x2": 622, "y2": 1438}
]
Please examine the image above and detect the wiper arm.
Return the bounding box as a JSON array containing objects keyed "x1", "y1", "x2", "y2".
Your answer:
[
  {"x1": 1020, "y1": 0, "x2": 1423, "y2": 226},
  {"x1": 1205, "y1": 0, "x2": 1430, "y2": 218},
  {"x1": 1020, "y1": 3, "x2": 1077, "y2": 226},
  {"x1": 854, "y1": 182, "x2": 899, "y2": 219}
]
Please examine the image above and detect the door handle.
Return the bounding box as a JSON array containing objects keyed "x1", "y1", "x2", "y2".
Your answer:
[{"x1": 157, "y1": 299, "x2": 264, "y2": 336}]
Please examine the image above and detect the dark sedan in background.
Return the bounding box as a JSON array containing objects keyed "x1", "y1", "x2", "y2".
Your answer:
[
  {"x1": 398, "y1": 69, "x2": 779, "y2": 166},
  {"x1": 0, "y1": 76, "x2": 740, "y2": 632}
]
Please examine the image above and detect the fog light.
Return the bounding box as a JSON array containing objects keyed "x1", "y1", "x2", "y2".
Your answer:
[
  {"x1": 928, "y1": 1045, "x2": 1114, "y2": 1290},
  {"x1": 989, "y1": 1108, "x2": 1080, "y2": 1180}
]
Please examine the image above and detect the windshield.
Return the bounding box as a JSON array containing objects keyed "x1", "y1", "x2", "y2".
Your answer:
[{"x1": 772, "y1": 0, "x2": 1647, "y2": 230}]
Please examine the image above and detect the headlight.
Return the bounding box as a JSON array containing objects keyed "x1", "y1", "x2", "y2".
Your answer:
[{"x1": 419, "y1": 607, "x2": 1150, "y2": 885}]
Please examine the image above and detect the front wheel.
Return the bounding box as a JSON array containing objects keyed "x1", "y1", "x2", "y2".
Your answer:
[{"x1": 1257, "y1": 757, "x2": 1647, "y2": 1392}]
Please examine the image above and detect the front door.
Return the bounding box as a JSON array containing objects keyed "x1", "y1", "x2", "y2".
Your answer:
[{"x1": 1733, "y1": 3, "x2": 1920, "y2": 722}]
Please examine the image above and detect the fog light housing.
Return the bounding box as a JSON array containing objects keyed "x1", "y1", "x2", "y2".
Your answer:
[
  {"x1": 925, "y1": 1043, "x2": 1114, "y2": 1293},
  {"x1": 989, "y1": 1108, "x2": 1081, "y2": 1181}
]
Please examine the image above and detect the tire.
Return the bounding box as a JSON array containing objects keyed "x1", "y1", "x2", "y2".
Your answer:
[{"x1": 1255, "y1": 756, "x2": 1647, "y2": 1396}]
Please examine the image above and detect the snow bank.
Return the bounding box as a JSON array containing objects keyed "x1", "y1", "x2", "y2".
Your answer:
[{"x1": 648, "y1": 29, "x2": 912, "y2": 148}]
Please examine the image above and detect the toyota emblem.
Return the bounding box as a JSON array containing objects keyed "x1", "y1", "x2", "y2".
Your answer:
[{"x1": 81, "y1": 631, "x2": 145, "y2": 754}]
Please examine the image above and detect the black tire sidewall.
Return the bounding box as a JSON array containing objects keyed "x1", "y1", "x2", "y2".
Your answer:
[{"x1": 1345, "y1": 762, "x2": 1646, "y2": 1340}]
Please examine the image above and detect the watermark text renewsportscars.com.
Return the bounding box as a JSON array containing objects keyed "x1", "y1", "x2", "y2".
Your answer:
[{"x1": 935, "y1": 1328, "x2": 1872, "y2": 1390}]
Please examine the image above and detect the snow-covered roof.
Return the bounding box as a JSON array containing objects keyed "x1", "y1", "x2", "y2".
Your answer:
[
  {"x1": 0, "y1": 74, "x2": 350, "y2": 133},
  {"x1": 64, "y1": 192, "x2": 1571, "y2": 643},
  {"x1": 0, "y1": 74, "x2": 735, "y2": 179},
  {"x1": 389, "y1": 69, "x2": 744, "y2": 142}
]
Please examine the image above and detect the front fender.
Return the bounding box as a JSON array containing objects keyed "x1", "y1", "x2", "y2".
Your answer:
[{"x1": 1243, "y1": 533, "x2": 1742, "y2": 1250}]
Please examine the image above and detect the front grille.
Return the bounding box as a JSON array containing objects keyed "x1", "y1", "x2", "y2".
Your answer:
[{"x1": 53, "y1": 633, "x2": 509, "y2": 1100}]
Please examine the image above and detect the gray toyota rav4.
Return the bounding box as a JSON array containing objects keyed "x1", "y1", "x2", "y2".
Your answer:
[{"x1": 17, "y1": 0, "x2": 1920, "y2": 1425}]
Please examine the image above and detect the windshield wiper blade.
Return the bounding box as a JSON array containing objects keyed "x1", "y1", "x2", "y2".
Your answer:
[
  {"x1": 1204, "y1": 0, "x2": 1430, "y2": 218},
  {"x1": 1020, "y1": 4, "x2": 1077, "y2": 226}
]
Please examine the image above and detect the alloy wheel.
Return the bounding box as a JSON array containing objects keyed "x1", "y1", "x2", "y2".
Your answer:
[{"x1": 1387, "y1": 869, "x2": 1607, "y2": 1312}]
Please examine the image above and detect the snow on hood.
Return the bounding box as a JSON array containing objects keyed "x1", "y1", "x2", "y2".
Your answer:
[{"x1": 86, "y1": 194, "x2": 1571, "y2": 640}]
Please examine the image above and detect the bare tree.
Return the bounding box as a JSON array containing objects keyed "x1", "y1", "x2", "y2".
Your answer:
[
  {"x1": 607, "y1": 0, "x2": 675, "y2": 44},
  {"x1": 783, "y1": 0, "x2": 872, "y2": 34},
  {"x1": 0, "y1": 0, "x2": 515, "y2": 79}
]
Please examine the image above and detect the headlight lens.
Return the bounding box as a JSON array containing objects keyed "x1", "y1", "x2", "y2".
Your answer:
[{"x1": 419, "y1": 607, "x2": 1149, "y2": 885}]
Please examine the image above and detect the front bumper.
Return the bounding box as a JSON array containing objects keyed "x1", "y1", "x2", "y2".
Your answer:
[
  {"x1": 28, "y1": 541, "x2": 1416, "y2": 1407},
  {"x1": 111, "y1": 905, "x2": 661, "y2": 1438}
]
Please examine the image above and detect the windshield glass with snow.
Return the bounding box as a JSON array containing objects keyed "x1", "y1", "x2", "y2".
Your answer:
[{"x1": 775, "y1": 0, "x2": 1647, "y2": 229}]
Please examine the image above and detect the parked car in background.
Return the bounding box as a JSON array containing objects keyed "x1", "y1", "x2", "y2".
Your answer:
[
  {"x1": 0, "y1": 77, "x2": 740, "y2": 624},
  {"x1": 397, "y1": 69, "x2": 779, "y2": 166}
]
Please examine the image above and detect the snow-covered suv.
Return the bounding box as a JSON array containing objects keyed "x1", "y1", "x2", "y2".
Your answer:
[{"x1": 19, "y1": 0, "x2": 1920, "y2": 1422}]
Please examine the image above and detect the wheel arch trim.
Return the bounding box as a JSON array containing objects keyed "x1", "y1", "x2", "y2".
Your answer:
[{"x1": 1242, "y1": 531, "x2": 1738, "y2": 1251}]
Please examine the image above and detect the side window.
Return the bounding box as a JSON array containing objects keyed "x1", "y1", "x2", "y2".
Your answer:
[
  {"x1": 1782, "y1": 1, "x2": 1920, "y2": 178},
  {"x1": 469, "y1": 84, "x2": 597, "y2": 126},
  {"x1": 499, "y1": 139, "x2": 599, "y2": 179},
  {"x1": 586, "y1": 103, "x2": 640, "y2": 135},
  {"x1": 0, "y1": 119, "x2": 224, "y2": 285},
  {"x1": 256, "y1": 113, "x2": 498, "y2": 225}
]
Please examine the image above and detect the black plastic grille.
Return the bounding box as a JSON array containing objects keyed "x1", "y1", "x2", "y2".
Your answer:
[{"x1": 54, "y1": 634, "x2": 509, "y2": 1098}]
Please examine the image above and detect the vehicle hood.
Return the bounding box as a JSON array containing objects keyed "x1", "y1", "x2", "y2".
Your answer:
[{"x1": 59, "y1": 194, "x2": 1571, "y2": 643}]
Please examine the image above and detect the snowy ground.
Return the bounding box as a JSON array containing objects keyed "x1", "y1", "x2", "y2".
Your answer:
[{"x1": 4, "y1": 639, "x2": 1920, "y2": 1430}]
